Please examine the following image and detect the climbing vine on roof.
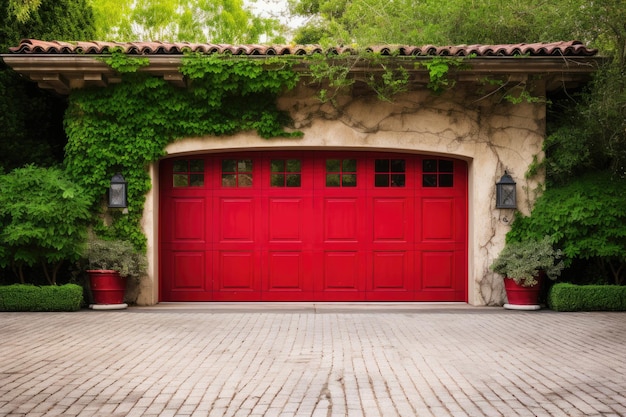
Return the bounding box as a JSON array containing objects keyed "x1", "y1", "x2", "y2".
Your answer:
[{"x1": 64, "y1": 52, "x2": 300, "y2": 250}]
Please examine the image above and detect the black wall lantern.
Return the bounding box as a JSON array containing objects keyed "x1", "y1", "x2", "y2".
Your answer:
[
  {"x1": 496, "y1": 171, "x2": 516, "y2": 209},
  {"x1": 108, "y1": 173, "x2": 128, "y2": 208}
]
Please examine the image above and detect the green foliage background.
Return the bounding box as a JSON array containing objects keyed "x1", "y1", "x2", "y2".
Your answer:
[
  {"x1": 289, "y1": 0, "x2": 621, "y2": 50},
  {"x1": 90, "y1": 0, "x2": 284, "y2": 43}
]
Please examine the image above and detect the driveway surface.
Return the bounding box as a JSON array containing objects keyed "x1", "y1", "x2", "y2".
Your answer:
[{"x1": 1, "y1": 303, "x2": 625, "y2": 417}]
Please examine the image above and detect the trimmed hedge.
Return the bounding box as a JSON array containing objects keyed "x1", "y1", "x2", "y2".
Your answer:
[
  {"x1": 548, "y1": 283, "x2": 626, "y2": 312},
  {"x1": 0, "y1": 284, "x2": 83, "y2": 312}
]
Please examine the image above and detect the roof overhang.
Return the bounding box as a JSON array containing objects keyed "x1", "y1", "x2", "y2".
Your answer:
[
  {"x1": 1, "y1": 40, "x2": 604, "y2": 95},
  {"x1": 1, "y1": 54, "x2": 602, "y2": 96}
]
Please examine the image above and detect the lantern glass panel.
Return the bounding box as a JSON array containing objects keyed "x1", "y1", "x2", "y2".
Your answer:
[
  {"x1": 496, "y1": 182, "x2": 516, "y2": 208},
  {"x1": 109, "y1": 183, "x2": 127, "y2": 207}
]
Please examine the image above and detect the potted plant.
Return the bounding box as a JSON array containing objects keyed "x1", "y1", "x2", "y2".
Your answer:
[
  {"x1": 82, "y1": 236, "x2": 147, "y2": 310},
  {"x1": 490, "y1": 236, "x2": 564, "y2": 310}
]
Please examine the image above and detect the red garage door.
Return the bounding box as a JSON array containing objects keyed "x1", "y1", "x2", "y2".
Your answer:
[{"x1": 159, "y1": 152, "x2": 467, "y2": 302}]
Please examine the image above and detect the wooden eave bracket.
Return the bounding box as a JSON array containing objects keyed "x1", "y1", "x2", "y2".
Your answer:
[
  {"x1": 29, "y1": 73, "x2": 70, "y2": 94},
  {"x1": 1, "y1": 55, "x2": 189, "y2": 93},
  {"x1": 163, "y1": 73, "x2": 187, "y2": 88}
]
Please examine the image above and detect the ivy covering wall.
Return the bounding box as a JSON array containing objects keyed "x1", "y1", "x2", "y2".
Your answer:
[{"x1": 64, "y1": 54, "x2": 300, "y2": 250}]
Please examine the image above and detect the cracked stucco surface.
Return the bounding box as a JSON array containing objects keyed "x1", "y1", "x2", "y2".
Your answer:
[{"x1": 141, "y1": 84, "x2": 545, "y2": 306}]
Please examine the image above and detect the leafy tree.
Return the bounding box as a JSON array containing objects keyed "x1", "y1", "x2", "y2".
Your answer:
[
  {"x1": 540, "y1": 0, "x2": 626, "y2": 183},
  {"x1": 545, "y1": 64, "x2": 626, "y2": 184},
  {"x1": 2, "y1": 0, "x2": 94, "y2": 43},
  {"x1": 0, "y1": 166, "x2": 92, "y2": 285},
  {"x1": 0, "y1": 0, "x2": 96, "y2": 171},
  {"x1": 289, "y1": 0, "x2": 594, "y2": 46},
  {"x1": 90, "y1": 0, "x2": 284, "y2": 43},
  {"x1": 6, "y1": 0, "x2": 42, "y2": 23}
]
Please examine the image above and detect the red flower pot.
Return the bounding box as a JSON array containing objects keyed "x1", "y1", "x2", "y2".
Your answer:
[
  {"x1": 504, "y1": 274, "x2": 543, "y2": 310},
  {"x1": 88, "y1": 270, "x2": 127, "y2": 305}
]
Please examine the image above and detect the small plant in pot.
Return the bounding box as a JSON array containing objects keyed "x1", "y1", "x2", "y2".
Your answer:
[
  {"x1": 83, "y1": 236, "x2": 147, "y2": 310},
  {"x1": 490, "y1": 236, "x2": 564, "y2": 310}
]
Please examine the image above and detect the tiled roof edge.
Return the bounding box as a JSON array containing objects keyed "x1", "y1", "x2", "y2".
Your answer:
[{"x1": 8, "y1": 39, "x2": 598, "y2": 57}]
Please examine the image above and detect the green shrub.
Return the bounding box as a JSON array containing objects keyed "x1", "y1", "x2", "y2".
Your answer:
[
  {"x1": 82, "y1": 236, "x2": 147, "y2": 282},
  {"x1": 0, "y1": 284, "x2": 83, "y2": 311},
  {"x1": 490, "y1": 236, "x2": 564, "y2": 286},
  {"x1": 0, "y1": 166, "x2": 91, "y2": 285},
  {"x1": 507, "y1": 172, "x2": 626, "y2": 285},
  {"x1": 548, "y1": 283, "x2": 626, "y2": 311}
]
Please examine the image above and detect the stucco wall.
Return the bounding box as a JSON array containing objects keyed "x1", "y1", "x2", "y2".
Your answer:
[{"x1": 138, "y1": 83, "x2": 545, "y2": 306}]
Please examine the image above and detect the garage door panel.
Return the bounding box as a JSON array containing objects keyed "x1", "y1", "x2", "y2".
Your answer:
[
  {"x1": 420, "y1": 251, "x2": 457, "y2": 289},
  {"x1": 169, "y1": 251, "x2": 207, "y2": 290},
  {"x1": 160, "y1": 250, "x2": 213, "y2": 301},
  {"x1": 323, "y1": 198, "x2": 360, "y2": 242},
  {"x1": 372, "y1": 198, "x2": 411, "y2": 242},
  {"x1": 320, "y1": 251, "x2": 364, "y2": 290},
  {"x1": 261, "y1": 251, "x2": 313, "y2": 300},
  {"x1": 268, "y1": 198, "x2": 306, "y2": 242},
  {"x1": 217, "y1": 198, "x2": 256, "y2": 242},
  {"x1": 421, "y1": 198, "x2": 455, "y2": 241},
  {"x1": 216, "y1": 251, "x2": 256, "y2": 289},
  {"x1": 214, "y1": 251, "x2": 259, "y2": 291},
  {"x1": 266, "y1": 252, "x2": 303, "y2": 289},
  {"x1": 371, "y1": 251, "x2": 412, "y2": 290},
  {"x1": 171, "y1": 198, "x2": 206, "y2": 241}
]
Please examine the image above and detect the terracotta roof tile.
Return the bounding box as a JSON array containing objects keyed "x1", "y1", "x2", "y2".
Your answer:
[{"x1": 9, "y1": 39, "x2": 597, "y2": 57}]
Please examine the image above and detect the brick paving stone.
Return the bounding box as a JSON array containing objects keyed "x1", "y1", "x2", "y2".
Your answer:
[{"x1": 1, "y1": 306, "x2": 626, "y2": 416}]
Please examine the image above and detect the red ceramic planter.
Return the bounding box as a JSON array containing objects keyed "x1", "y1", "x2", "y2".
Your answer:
[
  {"x1": 87, "y1": 270, "x2": 126, "y2": 304},
  {"x1": 504, "y1": 275, "x2": 541, "y2": 306}
]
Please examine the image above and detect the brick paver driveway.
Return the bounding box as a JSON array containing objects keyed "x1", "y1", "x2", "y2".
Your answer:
[{"x1": 1, "y1": 303, "x2": 625, "y2": 417}]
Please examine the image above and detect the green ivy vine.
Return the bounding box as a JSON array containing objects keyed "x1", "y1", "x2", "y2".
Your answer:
[
  {"x1": 103, "y1": 49, "x2": 150, "y2": 72},
  {"x1": 306, "y1": 52, "x2": 475, "y2": 102},
  {"x1": 306, "y1": 51, "x2": 415, "y2": 102},
  {"x1": 475, "y1": 74, "x2": 549, "y2": 106},
  {"x1": 64, "y1": 52, "x2": 300, "y2": 251},
  {"x1": 420, "y1": 55, "x2": 479, "y2": 93}
]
